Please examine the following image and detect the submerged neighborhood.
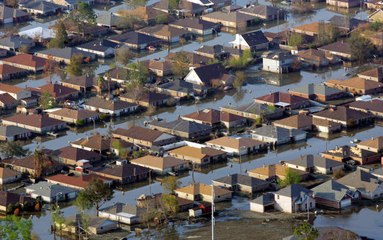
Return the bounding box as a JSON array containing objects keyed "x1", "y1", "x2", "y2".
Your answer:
[{"x1": 0, "y1": 0, "x2": 383, "y2": 239}]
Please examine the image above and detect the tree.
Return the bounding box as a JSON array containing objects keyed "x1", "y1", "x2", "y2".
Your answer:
[
  {"x1": 115, "y1": 48, "x2": 135, "y2": 65},
  {"x1": 69, "y1": 2, "x2": 96, "y2": 24},
  {"x1": 19, "y1": 45, "x2": 30, "y2": 54},
  {"x1": 0, "y1": 142, "x2": 28, "y2": 158},
  {"x1": 44, "y1": 56, "x2": 59, "y2": 83},
  {"x1": 126, "y1": 62, "x2": 149, "y2": 88},
  {"x1": 52, "y1": 208, "x2": 66, "y2": 235},
  {"x1": 293, "y1": 222, "x2": 319, "y2": 240},
  {"x1": 227, "y1": 49, "x2": 252, "y2": 69},
  {"x1": 155, "y1": 13, "x2": 169, "y2": 24},
  {"x1": 316, "y1": 22, "x2": 338, "y2": 46},
  {"x1": 74, "y1": 178, "x2": 113, "y2": 215},
  {"x1": 162, "y1": 176, "x2": 181, "y2": 194},
  {"x1": 161, "y1": 194, "x2": 178, "y2": 216},
  {"x1": 288, "y1": 33, "x2": 303, "y2": 46},
  {"x1": 168, "y1": 0, "x2": 180, "y2": 9},
  {"x1": 333, "y1": 169, "x2": 346, "y2": 179},
  {"x1": 171, "y1": 52, "x2": 190, "y2": 78},
  {"x1": 0, "y1": 215, "x2": 33, "y2": 240},
  {"x1": 111, "y1": 140, "x2": 128, "y2": 159},
  {"x1": 67, "y1": 54, "x2": 83, "y2": 76},
  {"x1": 130, "y1": 0, "x2": 147, "y2": 7},
  {"x1": 349, "y1": 33, "x2": 375, "y2": 62},
  {"x1": 33, "y1": 149, "x2": 49, "y2": 178},
  {"x1": 49, "y1": 21, "x2": 68, "y2": 49},
  {"x1": 278, "y1": 168, "x2": 301, "y2": 188},
  {"x1": 233, "y1": 71, "x2": 246, "y2": 90},
  {"x1": 39, "y1": 91, "x2": 55, "y2": 109}
]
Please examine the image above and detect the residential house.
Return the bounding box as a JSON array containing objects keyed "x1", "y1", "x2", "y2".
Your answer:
[
  {"x1": 110, "y1": 138, "x2": 136, "y2": 156},
  {"x1": 194, "y1": 45, "x2": 243, "y2": 61},
  {"x1": 220, "y1": 100, "x2": 284, "y2": 121},
  {"x1": 165, "y1": 51, "x2": 211, "y2": 68},
  {"x1": 272, "y1": 113, "x2": 313, "y2": 131},
  {"x1": 48, "y1": 108, "x2": 99, "y2": 125},
  {"x1": 34, "y1": 83, "x2": 80, "y2": 102},
  {"x1": 0, "y1": 93, "x2": 17, "y2": 109},
  {"x1": 130, "y1": 155, "x2": 188, "y2": 175},
  {"x1": 336, "y1": 169, "x2": 383, "y2": 199},
  {"x1": 102, "y1": 67, "x2": 128, "y2": 84},
  {"x1": 19, "y1": 27, "x2": 55, "y2": 43},
  {"x1": 206, "y1": 136, "x2": 266, "y2": 156},
  {"x1": 357, "y1": 66, "x2": 383, "y2": 82},
  {"x1": 55, "y1": 146, "x2": 102, "y2": 165},
  {"x1": 175, "y1": 183, "x2": 232, "y2": 202},
  {"x1": 112, "y1": 126, "x2": 177, "y2": 148},
  {"x1": 0, "y1": 83, "x2": 31, "y2": 100},
  {"x1": 321, "y1": 145, "x2": 381, "y2": 165},
  {"x1": 59, "y1": 20, "x2": 109, "y2": 37},
  {"x1": 230, "y1": 30, "x2": 269, "y2": 51},
  {"x1": 60, "y1": 75, "x2": 94, "y2": 94},
  {"x1": 254, "y1": 91, "x2": 310, "y2": 109},
  {"x1": 136, "y1": 193, "x2": 194, "y2": 212},
  {"x1": 201, "y1": 11, "x2": 258, "y2": 29},
  {"x1": 96, "y1": 13, "x2": 123, "y2": 28},
  {"x1": 58, "y1": 215, "x2": 118, "y2": 235},
  {"x1": 251, "y1": 125, "x2": 307, "y2": 145},
  {"x1": 99, "y1": 202, "x2": 145, "y2": 225},
  {"x1": 0, "y1": 4, "x2": 30, "y2": 24},
  {"x1": 0, "y1": 64, "x2": 29, "y2": 81},
  {"x1": 137, "y1": 24, "x2": 190, "y2": 43},
  {"x1": 238, "y1": 5, "x2": 285, "y2": 21},
  {"x1": 312, "y1": 180, "x2": 360, "y2": 209},
  {"x1": 312, "y1": 118, "x2": 342, "y2": 133},
  {"x1": 76, "y1": 39, "x2": 119, "y2": 58},
  {"x1": 108, "y1": 32, "x2": 162, "y2": 50},
  {"x1": 50, "y1": 0, "x2": 94, "y2": 10},
  {"x1": 168, "y1": 145, "x2": 227, "y2": 165},
  {"x1": 262, "y1": 51, "x2": 298, "y2": 73},
  {"x1": 120, "y1": 90, "x2": 170, "y2": 108},
  {"x1": 291, "y1": 22, "x2": 331, "y2": 37},
  {"x1": 0, "y1": 191, "x2": 34, "y2": 213},
  {"x1": 18, "y1": 0, "x2": 63, "y2": 16},
  {"x1": 70, "y1": 134, "x2": 110, "y2": 154},
  {"x1": 0, "y1": 54, "x2": 46, "y2": 72},
  {"x1": 46, "y1": 174, "x2": 111, "y2": 190},
  {"x1": 169, "y1": 18, "x2": 219, "y2": 36},
  {"x1": 289, "y1": 83, "x2": 345, "y2": 102},
  {"x1": 250, "y1": 192, "x2": 275, "y2": 213},
  {"x1": 83, "y1": 97, "x2": 138, "y2": 116},
  {"x1": 0, "y1": 36, "x2": 35, "y2": 51},
  {"x1": 312, "y1": 106, "x2": 374, "y2": 128},
  {"x1": 324, "y1": 77, "x2": 383, "y2": 95},
  {"x1": 184, "y1": 63, "x2": 234, "y2": 88},
  {"x1": 213, "y1": 174, "x2": 270, "y2": 193},
  {"x1": 356, "y1": 136, "x2": 383, "y2": 153},
  {"x1": 35, "y1": 47, "x2": 96, "y2": 64},
  {"x1": 247, "y1": 164, "x2": 308, "y2": 182},
  {"x1": 365, "y1": 0, "x2": 383, "y2": 10},
  {"x1": 368, "y1": 9, "x2": 383, "y2": 22},
  {"x1": 326, "y1": 0, "x2": 361, "y2": 8},
  {"x1": 349, "y1": 99, "x2": 383, "y2": 118},
  {"x1": 2, "y1": 114, "x2": 66, "y2": 134},
  {"x1": 328, "y1": 15, "x2": 366, "y2": 33},
  {"x1": 295, "y1": 49, "x2": 330, "y2": 67},
  {"x1": 25, "y1": 181, "x2": 78, "y2": 203},
  {"x1": 274, "y1": 184, "x2": 315, "y2": 213},
  {"x1": 318, "y1": 41, "x2": 353, "y2": 60},
  {"x1": 0, "y1": 125, "x2": 32, "y2": 141},
  {"x1": 0, "y1": 167, "x2": 21, "y2": 184},
  {"x1": 141, "y1": 59, "x2": 173, "y2": 77},
  {"x1": 150, "y1": 118, "x2": 212, "y2": 139},
  {"x1": 90, "y1": 164, "x2": 149, "y2": 184},
  {"x1": 118, "y1": 6, "x2": 167, "y2": 25},
  {"x1": 155, "y1": 79, "x2": 207, "y2": 98},
  {"x1": 284, "y1": 154, "x2": 344, "y2": 174}
]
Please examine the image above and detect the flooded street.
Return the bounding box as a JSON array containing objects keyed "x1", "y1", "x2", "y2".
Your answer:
[{"x1": 4, "y1": 1, "x2": 381, "y2": 239}]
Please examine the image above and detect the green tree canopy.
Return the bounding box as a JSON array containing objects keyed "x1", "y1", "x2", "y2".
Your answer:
[
  {"x1": 67, "y1": 54, "x2": 83, "y2": 76},
  {"x1": 162, "y1": 176, "x2": 181, "y2": 194},
  {"x1": 69, "y1": 2, "x2": 96, "y2": 24},
  {"x1": 39, "y1": 91, "x2": 55, "y2": 110},
  {"x1": 278, "y1": 168, "x2": 301, "y2": 188},
  {"x1": 0, "y1": 215, "x2": 33, "y2": 240},
  {"x1": 288, "y1": 33, "x2": 303, "y2": 46},
  {"x1": 171, "y1": 52, "x2": 190, "y2": 78},
  {"x1": 49, "y1": 21, "x2": 68, "y2": 48},
  {"x1": 348, "y1": 33, "x2": 375, "y2": 62},
  {"x1": 126, "y1": 62, "x2": 149, "y2": 88},
  {"x1": 0, "y1": 142, "x2": 28, "y2": 158},
  {"x1": 293, "y1": 222, "x2": 319, "y2": 240}
]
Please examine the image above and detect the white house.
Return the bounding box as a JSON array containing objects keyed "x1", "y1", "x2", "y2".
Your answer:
[
  {"x1": 99, "y1": 203, "x2": 143, "y2": 225},
  {"x1": 262, "y1": 52, "x2": 297, "y2": 74},
  {"x1": 274, "y1": 184, "x2": 315, "y2": 213},
  {"x1": 0, "y1": 83, "x2": 31, "y2": 101},
  {"x1": 25, "y1": 182, "x2": 78, "y2": 203},
  {"x1": 230, "y1": 31, "x2": 269, "y2": 51},
  {"x1": 83, "y1": 97, "x2": 138, "y2": 117},
  {"x1": 75, "y1": 39, "x2": 118, "y2": 58}
]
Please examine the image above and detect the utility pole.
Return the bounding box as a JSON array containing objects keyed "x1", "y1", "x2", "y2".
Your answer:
[{"x1": 211, "y1": 183, "x2": 215, "y2": 240}]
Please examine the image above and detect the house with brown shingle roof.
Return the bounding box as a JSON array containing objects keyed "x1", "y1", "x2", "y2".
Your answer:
[
  {"x1": 318, "y1": 40, "x2": 353, "y2": 60},
  {"x1": 174, "y1": 183, "x2": 232, "y2": 202},
  {"x1": 141, "y1": 59, "x2": 173, "y2": 77},
  {"x1": 201, "y1": 11, "x2": 258, "y2": 29},
  {"x1": 0, "y1": 53, "x2": 47, "y2": 72},
  {"x1": 120, "y1": 90, "x2": 170, "y2": 108},
  {"x1": 357, "y1": 136, "x2": 383, "y2": 153},
  {"x1": 168, "y1": 145, "x2": 226, "y2": 165},
  {"x1": 184, "y1": 63, "x2": 234, "y2": 88},
  {"x1": 130, "y1": 155, "x2": 188, "y2": 175},
  {"x1": 55, "y1": 146, "x2": 102, "y2": 165},
  {"x1": 0, "y1": 93, "x2": 18, "y2": 109},
  {"x1": 0, "y1": 191, "x2": 34, "y2": 213},
  {"x1": 46, "y1": 174, "x2": 112, "y2": 190},
  {"x1": 295, "y1": 49, "x2": 330, "y2": 67},
  {"x1": 0, "y1": 64, "x2": 29, "y2": 81},
  {"x1": 70, "y1": 134, "x2": 110, "y2": 154},
  {"x1": 137, "y1": 24, "x2": 190, "y2": 43},
  {"x1": 291, "y1": 22, "x2": 332, "y2": 37},
  {"x1": 357, "y1": 66, "x2": 383, "y2": 82},
  {"x1": 83, "y1": 96, "x2": 138, "y2": 117},
  {"x1": 112, "y1": 126, "x2": 177, "y2": 148},
  {"x1": 254, "y1": 91, "x2": 310, "y2": 110},
  {"x1": 2, "y1": 114, "x2": 67, "y2": 134},
  {"x1": 206, "y1": 136, "x2": 266, "y2": 156},
  {"x1": 47, "y1": 108, "x2": 100, "y2": 125},
  {"x1": 34, "y1": 83, "x2": 80, "y2": 102},
  {"x1": 273, "y1": 113, "x2": 313, "y2": 131},
  {"x1": 0, "y1": 166, "x2": 21, "y2": 184},
  {"x1": 61, "y1": 75, "x2": 94, "y2": 93},
  {"x1": 0, "y1": 83, "x2": 31, "y2": 100},
  {"x1": 248, "y1": 164, "x2": 309, "y2": 181},
  {"x1": 312, "y1": 106, "x2": 373, "y2": 128},
  {"x1": 90, "y1": 163, "x2": 149, "y2": 184},
  {"x1": 324, "y1": 77, "x2": 383, "y2": 95},
  {"x1": 349, "y1": 99, "x2": 383, "y2": 118}
]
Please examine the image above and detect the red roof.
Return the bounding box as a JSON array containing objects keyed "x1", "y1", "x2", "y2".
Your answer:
[
  {"x1": 46, "y1": 174, "x2": 111, "y2": 189},
  {"x1": 0, "y1": 64, "x2": 27, "y2": 76},
  {"x1": 1, "y1": 54, "x2": 47, "y2": 69},
  {"x1": 37, "y1": 83, "x2": 79, "y2": 98}
]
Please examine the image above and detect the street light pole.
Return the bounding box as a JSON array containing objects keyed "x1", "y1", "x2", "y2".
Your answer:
[{"x1": 211, "y1": 183, "x2": 215, "y2": 240}]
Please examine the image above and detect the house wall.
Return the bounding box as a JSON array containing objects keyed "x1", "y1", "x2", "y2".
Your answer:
[
  {"x1": 250, "y1": 201, "x2": 266, "y2": 213},
  {"x1": 98, "y1": 212, "x2": 139, "y2": 225},
  {"x1": 315, "y1": 164, "x2": 343, "y2": 174},
  {"x1": 0, "y1": 173, "x2": 21, "y2": 184},
  {"x1": 175, "y1": 191, "x2": 195, "y2": 201},
  {"x1": 274, "y1": 194, "x2": 293, "y2": 213},
  {"x1": 201, "y1": 192, "x2": 232, "y2": 202}
]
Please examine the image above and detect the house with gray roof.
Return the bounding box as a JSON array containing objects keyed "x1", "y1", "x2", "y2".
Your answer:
[
  {"x1": 194, "y1": 44, "x2": 243, "y2": 60},
  {"x1": 328, "y1": 15, "x2": 366, "y2": 33},
  {"x1": 76, "y1": 39, "x2": 119, "y2": 58},
  {"x1": 250, "y1": 192, "x2": 275, "y2": 213},
  {"x1": 274, "y1": 184, "x2": 315, "y2": 213},
  {"x1": 0, "y1": 36, "x2": 35, "y2": 51},
  {"x1": 238, "y1": 5, "x2": 286, "y2": 21},
  {"x1": 213, "y1": 174, "x2": 270, "y2": 193},
  {"x1": 0, "y1": 4, "x2": 30, "y2": 24},
  {"x1": 169, "y1": 18, "x2": 219, "y2": 36},
  {"x1": 336, "y1": 168, "x2": 383, "y2": 199},
  {"x1": 220, "y1": 100, "x2": 284, "y2": 121},
  {"x1": 251, "y1": 125, "x2": 307, "y2": 145},
  {"x1": 284, "y1": 154, "x2": 344, "y2": 174},
  {"x1": 96, "y1": 13, "x2": 123, "y2": 28},
  {"x1": 150, "y1": 118, "x2": 212, "y2": 139},
  {"x1": 289, "y1": 83, "x2": 345, "y2": 102},
  {"x1": 155, "y1": 79, "x2": 207, "y2": 99},
  {"x1": 312, "y1": 180, "x2": 360, "y2": 209},
  {"x1": 35, "y1": 47, "x2": 96, "y2": 64},
  {"x1": 18, "y1": 0, "x2": 63, "y2": 16},
  {"x1": 0, "y1": 125, "x2": 32, "y2": 141},
  {"x1": 83, "y1": 97, "x2": 138, "y2": 117},
  {"x1": 99, "y1": 202, "x2": 145, "y2": 225},
  {"x1": 25, "y1": 181, "x2": 78, "y2": 203},
  {"x1": 108, "y1": 32, "x2": 162, "y2": 50},
  {"x1": 230, "y1": 30, "x2": 269, "y2": 51}
]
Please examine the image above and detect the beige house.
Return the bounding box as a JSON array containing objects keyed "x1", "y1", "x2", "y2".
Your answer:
[
  {"x1": 356, "y1": 136, "x2": 383, "y2": 153},
  {"x1": 130, "y1": 155, "x2": 188, "y2": 174},
  {"x1": 0, "y1": 167, "x2": 21, "y2": 184},
  {"x1": 175, "y1": 183, "x2": 232, "y2": 202},
  {"x1": 168, "y1": 145, "x2": 226, "y2": 165},
  {"x1": 205, "y1": 136, "x2": 266, "y2": 156}
]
